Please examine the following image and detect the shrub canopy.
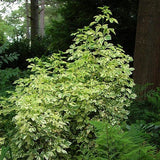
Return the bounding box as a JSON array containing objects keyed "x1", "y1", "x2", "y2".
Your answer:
[{"x1": 0, "y1": 6, "x2": 136, "y2": 159}]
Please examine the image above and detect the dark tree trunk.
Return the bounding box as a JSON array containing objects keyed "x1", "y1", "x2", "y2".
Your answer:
[
  {"x1": 31, "y1": 0, "x2": 39, "y2": 41},
  {"x1": 134, "y1": 0, "x2": 160, "y2": 89},
  {"x1": 39, "y1": 0, "x2": 45, "y2": 37},
  {"x1": 26, "y1": 0, "x2": 30, "y2": 39}
]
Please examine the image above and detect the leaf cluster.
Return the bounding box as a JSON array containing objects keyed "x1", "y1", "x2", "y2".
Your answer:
[{"x1": 0, "y1": 42, "x2": 19, "y2": 68}]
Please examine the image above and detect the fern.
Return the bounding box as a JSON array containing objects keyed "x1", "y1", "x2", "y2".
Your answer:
[{"x1": 82, "y1": 121, "x2": 159, "y2": 160}]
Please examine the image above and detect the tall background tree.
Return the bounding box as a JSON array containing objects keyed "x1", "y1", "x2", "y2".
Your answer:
[
  {"x1": 39, "y1": 0, "x2": 45, "y2": 37},
  {"x1": 31, "y1": 0, "x2": 39, "y2": 40},
  {"x1": 134, "y1": 0, "x2": 160, "y2": 89},
  {"x1": 25, "y1": 0, "x2": 30, "y2": 39}
]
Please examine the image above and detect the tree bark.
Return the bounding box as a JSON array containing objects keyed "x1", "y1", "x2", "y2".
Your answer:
[
  {"x1": 31, "y1": 0, "x2": 39, "y2": 41},
  {"x1": 39, "y1": 0, "x2": 45, "y2": 37},
  {"x1": 134, "y1": 0, "x2": 160, "y2": 89},
  {"x1": 25, "y1": 0, "x2": 30, "y2": 39}
]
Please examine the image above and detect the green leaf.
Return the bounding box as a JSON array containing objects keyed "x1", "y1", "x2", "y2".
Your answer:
[{"x1": 105, "y1": 35, "x2": 111, "y2": 40}]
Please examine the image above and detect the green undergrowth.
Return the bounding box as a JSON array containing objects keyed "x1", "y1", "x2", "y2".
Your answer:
[
  {"x1": 79, "y1": 121, "x2": 159, "y2": 160},
  {"x1": 128, "y1": 86, "x2": 160, "y2": 150}
]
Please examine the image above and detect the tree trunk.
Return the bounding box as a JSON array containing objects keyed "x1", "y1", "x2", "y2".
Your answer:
[
  {"x1": 31, "y1": 0, "x2": 39, "y2": 41},
  {"x1": 25, "y1": 0, "x2": 30, "y2": 39},
  {"x1": 39, "y1": 0, "x2": 45, "y2": 37},
  {"x1": 134, "y1": 0, "x2": 160, "y2": 89}
]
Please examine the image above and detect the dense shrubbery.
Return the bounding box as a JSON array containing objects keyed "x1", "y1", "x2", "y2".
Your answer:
[
  {"x1": 0, "y1": 6, "x2": 159, "y2": 160},
  {"x1": 0, "y1": 42, "x2": 19, "y2": 68},
  {"x1": 1, "y1": 38, "x2": 51, "y2": 69}
]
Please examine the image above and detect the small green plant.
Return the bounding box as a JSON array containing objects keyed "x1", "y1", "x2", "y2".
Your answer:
[
  {"x1": 0, "y1": 68, "x2": 21, "y2": 96},
  {"x1": 128, "y1": 86, "x2": 160, "y2": 123},
  {"x1": 128, "y1": 87, "x2": 160, "y2": 149},
  {"x1": 1, "y1": 6, "x2": 136, "y2": 159},
  {"x1": 0, "y1": 42, "x2": 19, "y2": 68},
  {"x1": 0, "y1": 146, "x2": 13, "y2": 160}
]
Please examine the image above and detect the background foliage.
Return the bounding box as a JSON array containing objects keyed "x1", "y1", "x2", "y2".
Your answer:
[{"x1": 46, "y1": 0, "x2": 138, "y2": 55}]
